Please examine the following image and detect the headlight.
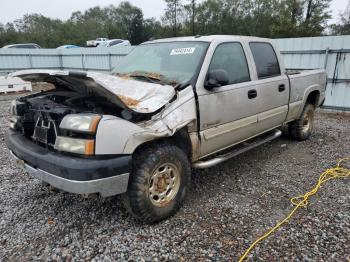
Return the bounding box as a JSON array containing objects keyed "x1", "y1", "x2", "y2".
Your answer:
[
  {"x1": 54, "y1": 136, "x2": 95, "y2": 155},
  {"x1": 60, "y1": 114, "x2": 101, "y2": 134},
  {"x1": 56, "y1": 114, "x2": 101, "y2": 155}
]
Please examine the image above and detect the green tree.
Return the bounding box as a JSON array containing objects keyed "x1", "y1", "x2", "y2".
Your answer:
[
  {"x1": 300, "y1": 0, "x2": 332, "y2": 36},
  {"x1": 163, "y1": 0, "x2": 185, "y2": 36},
  {"x1": 0, "y1": 0, "x2": 337, "y2": 49}
]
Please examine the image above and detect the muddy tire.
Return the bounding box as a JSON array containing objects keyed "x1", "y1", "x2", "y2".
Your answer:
[
  {"x1": 289, "y1": 103, "x2": 315, "y2": 141},
  {"x1": 122, "y1": 142, "x2": 191, "y2": 224}
]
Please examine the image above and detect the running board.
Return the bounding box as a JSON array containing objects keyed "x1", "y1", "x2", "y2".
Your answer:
[{"x1": 192, "y1": 129, "x2": 282, "y2": 169}]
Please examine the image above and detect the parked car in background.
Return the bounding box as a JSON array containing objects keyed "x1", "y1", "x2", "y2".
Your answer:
[
  {"x1": 2, "y1": 43, "x2": 41, "y2": 49},
  {"x1": 86, "y1": 38, "x2": 109, "y2": 47},
  {"x1": 98, "y1": 39, "x2": 131, "y2": 48},
  {"x1": 56, "y1": 45, "x2": 80, "y2": 49}
]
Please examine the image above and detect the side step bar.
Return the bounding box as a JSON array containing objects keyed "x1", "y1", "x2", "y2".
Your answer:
[{"x1": 192, "y1": 129, "x2": 282, "y2": 169}]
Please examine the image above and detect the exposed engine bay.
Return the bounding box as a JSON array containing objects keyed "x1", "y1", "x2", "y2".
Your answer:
[
  {"x1": 8, "y1": 69, "x2": 180, "y2": 153},
  {"x1": 12, "y1": 89, "x2": 148, "y2": 148}
]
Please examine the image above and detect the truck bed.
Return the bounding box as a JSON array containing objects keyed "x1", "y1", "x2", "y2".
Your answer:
[{"x1": 287, "y1": 69, "x2": 326, "y2": 104}]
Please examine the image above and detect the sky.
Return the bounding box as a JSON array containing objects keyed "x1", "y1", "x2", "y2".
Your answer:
[{"x1": 0, "y1": 0, "x2": 348, "y2": 25}]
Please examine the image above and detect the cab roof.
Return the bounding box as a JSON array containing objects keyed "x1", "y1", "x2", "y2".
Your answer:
[{"x1": 144, "y1": 35, "x2": 272, "y2": 44}]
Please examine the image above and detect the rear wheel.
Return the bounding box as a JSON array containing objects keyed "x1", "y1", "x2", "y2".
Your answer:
[
  {"x1": 289, "y1": 103, "x2": 315, "y2": 141},
  {"x1": 122, "y1": 143, "x2": 191, "y2": 224}
]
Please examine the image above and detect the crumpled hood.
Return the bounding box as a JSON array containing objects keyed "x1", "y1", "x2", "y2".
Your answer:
[{"x1": 9, "y1": 69, "x2": 176, "y2": 114}]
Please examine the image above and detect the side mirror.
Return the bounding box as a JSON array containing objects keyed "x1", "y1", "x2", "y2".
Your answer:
[{"x1": 205, "y1": 69, "x2": 229, "y2": 90}]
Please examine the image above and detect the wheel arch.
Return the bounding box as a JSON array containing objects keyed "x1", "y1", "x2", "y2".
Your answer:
[
  {"x1": 132, "y1": 126, "x2": 194, "y2": 161},
  {"x1": 306, "y1": 90, "x2": 320, "y2": 108}
]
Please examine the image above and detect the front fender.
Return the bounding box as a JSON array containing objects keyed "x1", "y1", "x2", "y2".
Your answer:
[
  {"x1": 95, "y1": 116, "x2": 144, "y2": 155},
  {"x1": 95, "y1": 86, "x2": 197, "y2": 155}
]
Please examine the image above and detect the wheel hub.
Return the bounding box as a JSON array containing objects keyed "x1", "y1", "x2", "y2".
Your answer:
[
  {"x1": 148, "y1": 163, "x2": 180, "y2": 207},
  {"x1": 301, "y1": 110, "x2": 314, "y2": 133}
]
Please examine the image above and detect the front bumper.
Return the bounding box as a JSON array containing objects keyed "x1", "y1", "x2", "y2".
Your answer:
[{"x1": 6, "y1": 130, "x2": 131, "y2": 197}]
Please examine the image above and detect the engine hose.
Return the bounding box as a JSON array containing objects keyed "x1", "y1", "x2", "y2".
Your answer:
[{"x1": 238, "y1": 157, "x2": 350, "y2": 262}]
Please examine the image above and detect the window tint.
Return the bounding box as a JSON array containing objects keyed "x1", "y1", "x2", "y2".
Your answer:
[
  {"x1": 249, "y1": 42, "x2": 280, "y2": 78},
  {"x1": 110, "y1": 40, "x2": 123, "y2": 46},
  {"x1": 12, "y1": 44, "x2": 36, "y2": 49},
  {"x1": 209, "y1": 42, "x2": 250, "y2": 85}
]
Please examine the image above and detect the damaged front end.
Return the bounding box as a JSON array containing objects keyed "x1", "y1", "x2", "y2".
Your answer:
[{"x1": 8, "y1": 70, "x2": 197, "y2": 156}]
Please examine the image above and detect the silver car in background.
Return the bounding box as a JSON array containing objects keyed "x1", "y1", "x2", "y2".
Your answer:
[{"x1": 2, "y1": 43, "x2": 41, "y2": 49}]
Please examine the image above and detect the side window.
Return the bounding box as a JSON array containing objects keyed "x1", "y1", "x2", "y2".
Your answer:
[
  {"x1": 208, "y1": 42, "x2": 250, "y2": 85},
  {"x1": 110, "y1": 40, "x2": 123, "y2": 46},
  {"x1": 249, "y1": 42, "x2": 281, "y2": 79}
]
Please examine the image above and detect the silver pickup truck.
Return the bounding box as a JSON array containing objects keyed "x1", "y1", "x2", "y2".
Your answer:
[{"x1": 6, "y1": 35, "x2": 326, "y2": 223}]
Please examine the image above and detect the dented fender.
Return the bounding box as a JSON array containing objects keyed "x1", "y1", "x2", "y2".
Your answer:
[{"x1": 95, "y1": 86, "x2": 197, "y2": 155}]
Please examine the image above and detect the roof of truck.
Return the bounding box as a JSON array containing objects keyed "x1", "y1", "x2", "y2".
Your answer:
[{"x1": 144, "y1": 35, "x2": 272, "y2": 44}]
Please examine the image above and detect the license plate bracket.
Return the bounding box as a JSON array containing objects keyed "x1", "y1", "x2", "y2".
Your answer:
[{"x1": 34, "y1": 126, "x2": 48, "y2": 144}]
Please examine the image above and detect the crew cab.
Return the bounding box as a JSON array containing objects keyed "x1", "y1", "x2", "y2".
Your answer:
[{"x1": 6, "y1": 36, "x2": 326, "y2": 223}]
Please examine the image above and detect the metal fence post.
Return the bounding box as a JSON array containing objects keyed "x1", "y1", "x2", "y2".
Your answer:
[
  {"x1": 59, "y1": 52, "x2": 63, "y2": 70},
  {"x1": 108, "y1": 53, "x2": 112, "y2": 71},
  {"x1": 28, "y1": 54, "x2": 33, "y2": 69},
  {"x1": 81, "y1": 54, "x2": 85, "y2": 71},
  {"x1": 324, "y1": 47, "x2": 330, "y2": 70}
]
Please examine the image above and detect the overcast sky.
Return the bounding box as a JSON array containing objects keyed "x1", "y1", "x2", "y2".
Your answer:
[{"x1": 0, "y1": 0, "x2": 348, "y2": 24}]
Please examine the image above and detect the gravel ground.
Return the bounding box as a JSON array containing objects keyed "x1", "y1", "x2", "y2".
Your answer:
[{"x1": 0, "y1": 94, "x2": 349, "y2": 261}]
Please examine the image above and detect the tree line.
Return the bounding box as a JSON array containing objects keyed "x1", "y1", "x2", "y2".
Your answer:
[{"x1": 0, "y1": 0, "x2": 349, "y2": 48}]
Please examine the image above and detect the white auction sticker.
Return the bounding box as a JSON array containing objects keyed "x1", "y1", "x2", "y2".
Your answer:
[{"x1": 170, "y1": 47, "x2": 196, "y2": 55}]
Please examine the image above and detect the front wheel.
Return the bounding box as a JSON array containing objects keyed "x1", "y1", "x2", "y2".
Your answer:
[
  {"x1": 289, "y1": 103, "x2": 315, "y2": 141},
  {"x1": 122, "y1": 142, "x2": 191, "y2": 224}
]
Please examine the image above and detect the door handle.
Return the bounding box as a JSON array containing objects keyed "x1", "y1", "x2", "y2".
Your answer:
[
  {"x1": 248, "y1": 89, "x2": 257, "y2": 99},
  {"x1": 278, "y1": 84, "x2": 286, "y2": 92}
]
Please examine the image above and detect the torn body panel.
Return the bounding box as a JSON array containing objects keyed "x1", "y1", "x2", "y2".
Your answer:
[
  {"x1": 9, "y1": 70, "x2": 176, "y2": 114},
  {"x1": 95, "y1": 86, "x2": 198, "y2": 155}
]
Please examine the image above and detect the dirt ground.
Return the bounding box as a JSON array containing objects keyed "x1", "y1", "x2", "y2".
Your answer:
[{"x1": 0, "y1": 94, "x2": 349, "y2": 261}]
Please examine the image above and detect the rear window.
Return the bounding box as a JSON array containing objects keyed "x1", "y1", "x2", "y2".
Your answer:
[{"x1": 249, "y1": 42, "x2": 280, "y2": 79}]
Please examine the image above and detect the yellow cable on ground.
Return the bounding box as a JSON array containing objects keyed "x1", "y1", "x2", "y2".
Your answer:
[{"x1": 238, "y1": 158, "x2": 350, "y2": 262}]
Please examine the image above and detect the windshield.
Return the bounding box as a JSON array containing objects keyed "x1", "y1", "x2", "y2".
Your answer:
[{"x1": 112, "y1": 41, "x2": 209, "y2": 85}]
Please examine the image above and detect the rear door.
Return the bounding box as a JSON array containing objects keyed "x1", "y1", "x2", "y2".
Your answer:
[{"x1": 247, "y1": 42, "x2": 289, "y2": 133}]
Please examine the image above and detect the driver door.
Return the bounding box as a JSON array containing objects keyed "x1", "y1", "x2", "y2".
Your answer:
[{"x1": 196, "y1": 41, "x2": 261, "y2": 157}]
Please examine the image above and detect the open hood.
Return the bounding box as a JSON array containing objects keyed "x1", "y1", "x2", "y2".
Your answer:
[{"x1": 9, "y1": 70, "x2": 176, "y2": 114}]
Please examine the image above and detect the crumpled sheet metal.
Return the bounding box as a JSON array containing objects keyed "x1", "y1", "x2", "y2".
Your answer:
[
  {"x1": 10, "y1": 70, "x2": 176, "y2": 114},
  {"x1": 87, "y1": 72, "x2": 176, "y2": 113}
]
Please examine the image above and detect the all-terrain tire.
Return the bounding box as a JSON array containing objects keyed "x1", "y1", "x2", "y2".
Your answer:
[
  {"x1": 289, "y1": 103, "x2": 315, "y2": 141},
  {"x1": 122, "y1": 142, "x2": 191, "y2": 224}
]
